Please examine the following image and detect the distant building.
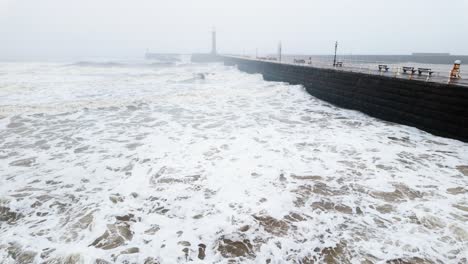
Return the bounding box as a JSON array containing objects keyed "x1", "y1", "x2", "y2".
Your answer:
[{"x1": 412, "y1": 53, "x2": 451, "y2": 56}]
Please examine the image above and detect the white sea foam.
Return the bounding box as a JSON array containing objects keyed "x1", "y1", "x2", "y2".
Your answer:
[{"x1": 0, "y1": 59, "x2": 467, "y2": 263}]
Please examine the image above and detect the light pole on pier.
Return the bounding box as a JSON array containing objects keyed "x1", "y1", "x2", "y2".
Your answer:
[
  {"x1": 333, "y1": 41, "x2": 338, "y2": 67},
  {"x1": 278, "y1": 41, "x2": 282, "y2": 62}
]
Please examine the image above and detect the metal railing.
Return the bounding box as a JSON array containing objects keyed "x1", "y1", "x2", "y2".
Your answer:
[{"x1": 226, "y1": 55, "x2": 466, "y2": 87}]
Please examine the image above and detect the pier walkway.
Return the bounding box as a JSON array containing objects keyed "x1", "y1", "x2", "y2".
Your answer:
[{"x1": 224, "y1": 55, "x2": 468, "y2": 87}]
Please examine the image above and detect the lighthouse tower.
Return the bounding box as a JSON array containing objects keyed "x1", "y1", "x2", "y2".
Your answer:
[{"x1": 211, "y1": 28, "x2": 217, "y2": 55}]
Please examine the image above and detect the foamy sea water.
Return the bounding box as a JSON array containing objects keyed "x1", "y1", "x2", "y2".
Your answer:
[{"x1": 0, "y1": 58, "x2": 467, "y2": 264}]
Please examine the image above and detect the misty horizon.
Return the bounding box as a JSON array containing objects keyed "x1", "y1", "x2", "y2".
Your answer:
[{"x1": 1, "y1": 0, "x2": 468, "y2": 61}]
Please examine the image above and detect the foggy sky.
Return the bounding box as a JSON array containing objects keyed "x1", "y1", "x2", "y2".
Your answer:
[{"x1": 1, "y1": 0, "x2": 467, "y2": 61}]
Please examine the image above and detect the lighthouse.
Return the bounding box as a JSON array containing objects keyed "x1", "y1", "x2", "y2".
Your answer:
[{"x1": 211, "y1": 28, "x2": 217, "y2": 55}]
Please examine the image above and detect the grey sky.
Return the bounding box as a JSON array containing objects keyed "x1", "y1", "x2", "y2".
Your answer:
[{"x1": 1, "y1": 0, "x2": 467, "y2": 61}]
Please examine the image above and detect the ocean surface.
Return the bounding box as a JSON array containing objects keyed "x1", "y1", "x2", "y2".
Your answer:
[{"x1": 0, "y1": 57, "x2": 467, "y2": 263}]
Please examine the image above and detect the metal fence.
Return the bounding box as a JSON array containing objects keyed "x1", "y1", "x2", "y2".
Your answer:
[{"x1": 227, "y1": 55, "x2": 467, "y2": 87}]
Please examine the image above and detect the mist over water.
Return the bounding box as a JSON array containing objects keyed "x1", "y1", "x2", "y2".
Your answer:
[{"x1": 0, "y1": 58, "x2": 467, "y2": 263}]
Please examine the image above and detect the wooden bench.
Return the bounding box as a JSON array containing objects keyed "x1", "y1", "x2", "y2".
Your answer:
[
  {"x1": 402, "y1": 66, "x2": 416, "y2": 74},
  {"x1": 334, "y1": 61, "x2": 343, "y2": 67},
  {"x1": 418, "y1": 68, "x2": 434, "y2": 76},
  {"x1": 378, "y1": 64, "x2": 389, "y2": 71},
  {"x1": 294, "y1": 59, "x2": 306, "y2": 64}
]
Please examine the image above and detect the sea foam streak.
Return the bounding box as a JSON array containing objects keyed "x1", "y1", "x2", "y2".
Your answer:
[{"x1": 0, "y1": 59, "x2": 467, "y2": 263}]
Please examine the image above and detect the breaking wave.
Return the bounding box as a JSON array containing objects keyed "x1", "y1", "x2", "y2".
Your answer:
[
  {"x1": 71, "y1": 61, "x2": 126, "y2": 67},
  {"x1": 0, "y1": 60, "x2": 467, "y2": 264}
]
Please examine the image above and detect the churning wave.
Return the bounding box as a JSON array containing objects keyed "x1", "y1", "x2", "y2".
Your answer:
[
  {"x1": 68, "y1": 61, "x2": 178, "y2": 68},
  {"x1": 66, "y1": 55, "x2": 190, "y2": 69},
  {"x1": 0, "y1": 60, "x2": 467, "y2": 264},
  {"x1": 70, "y1": 61, "x2": 126, "y2": 67}
]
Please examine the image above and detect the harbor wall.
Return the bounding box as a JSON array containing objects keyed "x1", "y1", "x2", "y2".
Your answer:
[
  {"x1": 222, "y1": 56, "x2": 468, "y2": 142},
  {"x1": 191, "y1": 53, "x2": 222, "y2": 63}
]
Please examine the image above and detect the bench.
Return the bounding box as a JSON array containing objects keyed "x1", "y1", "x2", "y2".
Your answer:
[
  {"x1": 402, "y1": 66, "x2": 416, "y2": 74},
  {"x1": 418, "y1": 68, "x2": 434, "y2": 76},
  {"x1": 334, "y1": 61, "x2": 343, "y2": 67},
  {"x1": 378, "y1": 64, "x2": 389, "y2": 71},
  {"x1": 294, "y1": 59, "x2": 306, "y2": 64}
]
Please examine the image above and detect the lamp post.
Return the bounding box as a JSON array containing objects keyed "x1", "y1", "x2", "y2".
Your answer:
[
  {"x1": 333, "y1": 41, "x2": 338, "y2": 67},
  {"x1": 278, "y1": 41, "x2": 282, "y2": 62}
]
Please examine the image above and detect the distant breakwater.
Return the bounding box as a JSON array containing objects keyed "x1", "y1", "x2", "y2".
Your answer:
[
  {"x1": 191, "y1": 54, "x2": 468, "y2": 142},
  {"x1": 285, "y1": 54, "x2": 468, "y2": 65}
]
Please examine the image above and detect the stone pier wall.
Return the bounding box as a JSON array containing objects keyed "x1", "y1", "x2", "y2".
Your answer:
[{"x1": 222, "y1": 56, "x2": 468, "y2": 142}]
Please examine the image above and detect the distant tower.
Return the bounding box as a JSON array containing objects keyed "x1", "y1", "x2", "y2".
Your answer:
[{"x1": 211, "y1": 28, "x2": 217, "y2": 55}]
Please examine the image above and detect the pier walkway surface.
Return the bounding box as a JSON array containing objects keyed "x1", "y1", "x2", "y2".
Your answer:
[{"x1": 225, "y1": 55, "x2": 468, "y2": 87}]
